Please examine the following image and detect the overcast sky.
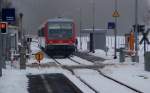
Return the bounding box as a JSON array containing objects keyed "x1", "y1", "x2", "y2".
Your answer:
[{"x1": 12, "y1": 0, "x2": 148, "y2": 35}]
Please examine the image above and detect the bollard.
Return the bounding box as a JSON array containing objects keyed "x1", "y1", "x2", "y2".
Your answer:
[
  {"x1": 131, "y1": 55, "x2": 139, "y2": 62},
  {"x1": 119, "y1": 48, "x2": 125, "y2": 62},
  {"x1": 144, "y1": 52, "x2": 150, "y2": 71}
]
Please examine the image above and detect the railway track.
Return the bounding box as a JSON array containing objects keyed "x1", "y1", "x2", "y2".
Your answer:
[
  {"x1": 50, "y1": 56, "x2": 144, "y2": 93},
  {"x1": 51, "y1": 57, "x2": 99, "y2": 93}
]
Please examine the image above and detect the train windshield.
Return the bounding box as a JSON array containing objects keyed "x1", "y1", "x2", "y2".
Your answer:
[{"x1": 48, "y1": 23, "x2": 73, "y2": 39}]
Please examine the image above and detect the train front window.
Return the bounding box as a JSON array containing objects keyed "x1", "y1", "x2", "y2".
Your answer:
[{"x1": 48, "y1": 23, "x2": 73, "y2": 39}]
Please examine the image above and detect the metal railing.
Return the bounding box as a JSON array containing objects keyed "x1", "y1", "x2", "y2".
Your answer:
[{"x1": 78, "y1": 35, "x2": 150, "y2": 55}]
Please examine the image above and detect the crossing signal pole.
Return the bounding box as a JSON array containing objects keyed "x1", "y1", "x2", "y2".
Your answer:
[
  {"x1": 113, "y1": 0, "x2": 119, "y2": 59},
  {"x1": 0, "y1": 22, "x2": 8, "y2": 77},
  {"x1": 19, "y1": 13, "x2": 26, "y2": 69},
  {"x1": 0, "y1": 22, "x2": 7, "y2": 69}
]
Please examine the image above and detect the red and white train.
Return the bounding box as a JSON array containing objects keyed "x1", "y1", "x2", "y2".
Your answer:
[{"x1": 38, "y1": 18, "x2": 77, "y2": 57}]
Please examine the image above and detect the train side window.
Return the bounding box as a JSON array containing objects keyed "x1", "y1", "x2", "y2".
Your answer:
[
  {"x1": 41, "y1": 28, "x2": 44, "y2": 36},
  {"x1": 38, "y1": 30, "x2": 41, "y2": 36},
  {"x1": 38, "y1": 28, "x2": 44, "y2": 37}
]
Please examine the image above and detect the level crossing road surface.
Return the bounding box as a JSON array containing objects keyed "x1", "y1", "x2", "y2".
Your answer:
[
  {"x1": 13, "y1": 53, "x2": 143, "y2": 93},
  {"x1": 73, "y1": 52, "x2": 105, "y2": 62},
  {"x1": 27, "y1": 74, "x2": 83, "y2": 93}
]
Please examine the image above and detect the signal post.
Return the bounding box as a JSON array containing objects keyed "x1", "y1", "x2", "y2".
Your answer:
[
  {"x1": 0, "y1": 22, "x2": 7, "y2": 67},
  {"x1": 112, "y1": 0, "x2": 120, "y2": 59},
  {"x1": 35, "y1": 52, "x2": 44, "y2": 66},
  {"x1": 0, "y1": 22, "x2": 8, "y2": 76}
]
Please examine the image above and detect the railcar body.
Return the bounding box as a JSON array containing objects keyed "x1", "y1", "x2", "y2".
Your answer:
[{"x1": 38, "y1": 18, "x2": 77, "y2": 57}]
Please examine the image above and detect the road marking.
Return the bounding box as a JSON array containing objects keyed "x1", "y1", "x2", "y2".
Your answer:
[{"x1": 41, "y1": 75, "x2": 53, "y2": 93}]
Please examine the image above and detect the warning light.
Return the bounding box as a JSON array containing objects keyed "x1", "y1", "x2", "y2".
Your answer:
[
  {"x1": 0, "y1": 22, "x2": 7, "y2": 33},
  {"x1": 1, "y1": 23, "x2": 6, "y2": 29}
]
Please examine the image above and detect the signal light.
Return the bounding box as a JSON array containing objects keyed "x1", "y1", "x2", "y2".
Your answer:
[
  {"x1": 133, "y1": 25, "x2": 145, "y2": 33},
  {"x1": 0, "y1": 22, "x2": 7, "y2": 34}
]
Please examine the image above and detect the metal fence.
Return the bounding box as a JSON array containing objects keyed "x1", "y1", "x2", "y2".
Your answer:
[{"x1": 78, "y1": 35, "x2": 150, "y2": 55}]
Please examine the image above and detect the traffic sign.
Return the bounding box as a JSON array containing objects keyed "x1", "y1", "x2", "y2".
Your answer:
[
  {"x1": 139, "y1": 30, "x2": 150, "y2": 45},
  {"x1": 108, "y1": 22, "x2": 116, "y2": 29},
  {"x1": 139, "y1": 29, "x2": 150, "y2": 53},
  {"x1": 27, "y1": 37, "x2": 32, "y2": 42},
  {"x1": 112, "y1": 10, "x2": 120, "y2": 17},
  {"x1": 2, "y1": 8, "x2": 16, "y2": 22},
  {"x1": 133, "y1": 25, "x2": 145, "y2": 33},
  {"x1": 35, "y1": 52, "x2": 44, "y2": 62}
]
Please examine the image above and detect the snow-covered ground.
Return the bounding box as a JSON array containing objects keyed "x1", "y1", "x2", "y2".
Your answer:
[
  {"x1": 0, "y1": 36, "x2": 150, "y2": 93},
  {"x1": 92, "y1": 50, "x2": 150, "y2": 93}
]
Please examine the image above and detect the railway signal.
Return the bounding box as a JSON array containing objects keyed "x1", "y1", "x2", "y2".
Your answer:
[
  {"x1": 0, "y1": 22, "x2": 7, "y2": 34},
  {"x1": 112, "y1": 0, "x2": 119, "y2": 59},
  {"x1": 27, "y1": 37, "x2": 32, "y2": 42},
  {"x1": 133, "y1": 25, "x2": 145, "y2": 33}
]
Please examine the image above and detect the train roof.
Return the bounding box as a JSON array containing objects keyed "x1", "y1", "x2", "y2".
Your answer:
[
  {"x1": 38, "y1": 18, "x2": 73, "y2": 30},
  {"x1": 47, "y1": 18, "x2": 73, "y2": 23}
]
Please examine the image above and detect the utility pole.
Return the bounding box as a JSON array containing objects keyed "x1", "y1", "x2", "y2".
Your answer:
[
  {"x1": 134, "y1": 0, "x2": 139, "y2": 62},
  {"x1": 19, "y1": 13, "x2": 26, "y2": 69},
  {"x1": 90, "y1": 0, "x2": 95, "y2": 53}
]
